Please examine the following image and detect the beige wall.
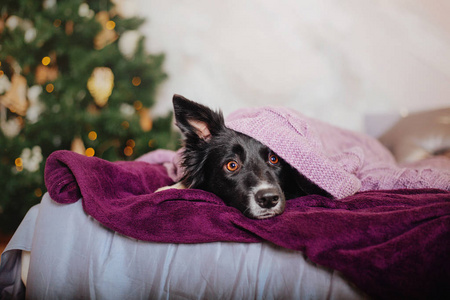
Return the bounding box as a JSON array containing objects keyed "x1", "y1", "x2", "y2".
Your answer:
[{"x1": 134, "y1": 0, "x2": 450, "y2": 132}]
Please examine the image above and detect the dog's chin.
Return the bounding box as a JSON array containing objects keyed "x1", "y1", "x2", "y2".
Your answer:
[
  {"x1": 252, "y1": 211, "x2": 283, "y2": 220},
  {"x1": 245, "y1": 200, "x2": 286, "y2": 220}
]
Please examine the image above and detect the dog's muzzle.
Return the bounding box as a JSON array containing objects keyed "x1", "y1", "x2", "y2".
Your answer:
[{"x1": 248, "y1": 184, "x2": 286, "y2": 219}]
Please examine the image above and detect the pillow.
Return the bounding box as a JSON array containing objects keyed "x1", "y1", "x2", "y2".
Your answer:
[{"x1": 379, "y1": 108, "x2": 450, "y2": 163}]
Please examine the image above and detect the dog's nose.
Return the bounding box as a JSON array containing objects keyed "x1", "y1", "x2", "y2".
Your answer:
[{"x1": 255, "y1": 189, "x2": 280, "y2": 208}]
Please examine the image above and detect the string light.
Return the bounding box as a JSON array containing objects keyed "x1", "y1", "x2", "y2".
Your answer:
[
  {"x1": 124, "y1": 146, "x2": 133, "y2": 156},
  {"x1": 106, "y1": 20, "x2": 116, "y2": 30},
  {"x1": 88, "y1": 131, "x2": 97, "y2": 141},
  {"x1": 132, "y1": 76, "x2": 141, "y2": 86},
  {"x1": 15, "y1": 158, "x2": 23, "y2": 172},
  {"x1": 53, "y1": 19, "x2": 62, "y2": 27},
  {"x1": 34, "y1": 188, "x2": 43, "y2": 197},
  {"x1": 148, "y1": 139, "x2": 154, "y2": 148},
  {"x1": 85, "y1": 147, "x2": 95, "y2": 157},
  {"x1": 46, "y1": 83, "x2": 54, "y2": 93},
  {"x1": 121, "y1": 121, "x2": 129, "y2": 129},
  {"x1": 126, "y1": 139, "x2": 135, "y2": 148},
  {"x1": 42, "y1": 56, "x2": 51, "y2": 66},
  {"x1": 133, "y1": 100, "x2": 143, "y2": 111}
]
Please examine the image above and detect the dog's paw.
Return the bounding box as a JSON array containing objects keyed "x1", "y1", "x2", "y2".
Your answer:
[{"x1": 155, "y1": 182, "x2": 186, "y2": 193}]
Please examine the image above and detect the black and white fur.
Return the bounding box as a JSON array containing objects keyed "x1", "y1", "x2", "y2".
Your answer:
[{"x1": 166, "y1": 95, "x2": 330, "y2": 219}]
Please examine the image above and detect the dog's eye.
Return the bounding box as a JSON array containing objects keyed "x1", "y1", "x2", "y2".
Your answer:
[
  {"x1": 225, "y1": 160, "x2": 239, "y2": 172},
  {"x1": 268, "y1": 153, "x2": 279, "y2": 165}
]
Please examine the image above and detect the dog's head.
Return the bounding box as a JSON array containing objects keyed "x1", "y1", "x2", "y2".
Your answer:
[{"x1": 173, "y1": 95, "x2": 301, "y2": 219}]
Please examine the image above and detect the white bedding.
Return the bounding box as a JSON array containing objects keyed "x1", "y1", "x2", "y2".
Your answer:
[{"x1": 0, "y1": 193, "x2": 367, "y2": 299}]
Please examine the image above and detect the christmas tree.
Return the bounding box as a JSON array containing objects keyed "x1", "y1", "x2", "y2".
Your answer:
[{"x1": 0, "y1": 0, "x2": 178, "y2": 233}]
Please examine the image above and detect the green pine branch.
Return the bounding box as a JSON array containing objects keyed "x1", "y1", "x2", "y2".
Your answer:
[{"x1": 0, "y1": 0, "x2": 178, "y2": 233}]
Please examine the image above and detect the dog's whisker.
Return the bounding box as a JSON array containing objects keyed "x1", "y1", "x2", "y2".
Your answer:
[{"x1": 242, "y1": 206, "x2": 252, "y2": 217}]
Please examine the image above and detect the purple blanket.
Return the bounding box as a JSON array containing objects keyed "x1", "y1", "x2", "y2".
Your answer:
[
  {"x1": 44, "y1": 107, "x2": 450, "y2": 299},
  {"x1": 45, "y1": 150, "x2": 450, "y2": 299}
]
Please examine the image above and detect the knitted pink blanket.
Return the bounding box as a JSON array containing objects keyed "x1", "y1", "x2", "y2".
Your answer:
[
  {"x1": 143, "y1": 106, "x2": 449, "y2": 198},
  {"x1": 225, "y1": 107, "x2": 450, "y2": 198}
]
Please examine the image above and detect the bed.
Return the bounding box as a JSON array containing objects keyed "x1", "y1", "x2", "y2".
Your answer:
[{"x1": 1, "y1": 107, "x2": 449, "y2": 300}]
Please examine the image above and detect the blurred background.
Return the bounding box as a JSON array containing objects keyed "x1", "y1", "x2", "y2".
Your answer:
[
  {"x1": 137, "y1": 0, "x2": 450, "y2": 132},
  {"x1": 0, "y1": 0, "x2": 449, "y2": 236}
]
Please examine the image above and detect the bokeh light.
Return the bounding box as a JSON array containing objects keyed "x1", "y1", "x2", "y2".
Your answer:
[
  {"x1": 46, "y1": 83, "x2": 54, "y2": 93},
  {"x1": 132, "y1": 77, "x2": 141, "y2": 86},
  {"x1": 88, "y1": 131, "x2": 97, "y2": 141},
  {"x1": 42, "y1": 56, "x2": 51, "y2": 66},
  {"x1": 85, "y1": 147, "x2": 95, "y2": 157}
]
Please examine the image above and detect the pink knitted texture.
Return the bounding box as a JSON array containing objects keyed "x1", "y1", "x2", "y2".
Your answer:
[{"x1": 225, "y1": 106, "x2": 450, "y2": 199}]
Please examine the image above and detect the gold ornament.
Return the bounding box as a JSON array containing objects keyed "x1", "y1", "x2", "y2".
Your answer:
[
  {"x1": 0, "y1": 74, "x2": 28, "y2": 116},
  {"x1": 35, "y1": 52, "x2": 58, "y2": 85},
  {"x1": 139, "y1": 108, "x2": 153, "y2": 132},
  {"x1": 35, "y1": 65, "x2": 59, "y2": 85},
  {"x1": 87, "y1": 67, "x2": 114, "y2": 107},
  {"x1": 71, "y1": 136, "x2": 86, "y2": 155},
  {"x1": 93, "y1": 11, "x2": 118, "y2": 50}
]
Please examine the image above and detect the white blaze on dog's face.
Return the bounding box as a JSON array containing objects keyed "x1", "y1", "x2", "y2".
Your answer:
[
  {"x1": 172, "y1": 94, "x2": 299, "y2": 219},
  {"x1": 246, "y1": 182, "x2": 286, "y2": 219}
]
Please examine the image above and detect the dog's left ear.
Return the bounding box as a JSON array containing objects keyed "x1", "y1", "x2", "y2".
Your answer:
[{"x1": 173, "y1": 94, "x2": 225, "y2": 141}]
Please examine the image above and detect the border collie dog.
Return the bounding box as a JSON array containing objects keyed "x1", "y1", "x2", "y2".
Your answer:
[{"x1": 169, "y1": 95, "x2": 330, "y2": 219}]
